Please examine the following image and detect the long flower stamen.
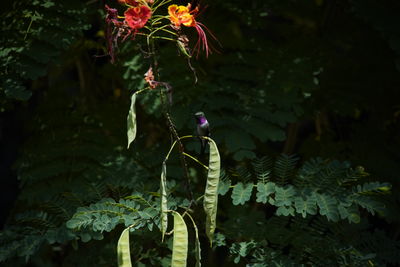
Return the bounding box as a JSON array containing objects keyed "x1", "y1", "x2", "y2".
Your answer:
[
  {"x1": 194, "y1": 23, "x2": 208, "y2": 57},
  {"x1": 167, "y1": 3, "x2": 217, "y2": 57}
]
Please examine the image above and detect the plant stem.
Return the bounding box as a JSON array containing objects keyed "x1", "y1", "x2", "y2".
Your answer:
[
  {"x1": 147, "y1": 24, "x2": 175, "y2": 43},
  {"x1": 182, "y1": 152, "x2": 209, "y2": 170},
  {"x1": 147, "y1": 34, "x2": 194, "y2": 204},
  {"x1": 152, "y1": 0, "x2": 172, "y2": 13}
]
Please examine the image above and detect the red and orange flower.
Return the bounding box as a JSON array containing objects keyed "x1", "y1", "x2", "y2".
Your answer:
[
  {"x1": 124, "y1": 5, "x2": 152, "y2": 30},
  {"x1": 168, "y1": 3, "x2": 214, "y2": 57},
  {"x1": 106, "y1": 1, "x2": 216, "y2": 63},
  {"x1": 118, "y1": 0, "x2": 138, "y2": 5},
  {"x1": 168, "y1": 4, "x2": 197, "y2": 27},
  {"x1": 105, "y1": 3, "x2": 152, "y2": 63}
]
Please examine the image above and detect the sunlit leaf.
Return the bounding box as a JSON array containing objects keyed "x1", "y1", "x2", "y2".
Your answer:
[
  {"x1": 294, "y1": 193, "x2": 317, "y2": 218},
  {"x1": 276, "y1": 206, "x2": 295, "y2": 216},
  {"x1": 316, "y1": 193, "x2": 339, "y2": 222},
  {"x1": 231, "y1": 182, "x2": 253, "y2": 205},
  {"x1": 256, "y1": 181, "x2": 275, "y2": 204},
  {"x1": 274, "y1": 186, "x2": 296, "y2": 207},
  {"x1": 354, "y1": 182, "x2": 391, "y2": 195},
  {"x1": 218, "y1": 172, "x2": 231, "y2": 196}
]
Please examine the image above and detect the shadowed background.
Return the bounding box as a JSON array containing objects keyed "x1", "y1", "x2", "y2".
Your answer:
[{"x1": 1, "y1": 0, "x2": 400, "y2": 266}]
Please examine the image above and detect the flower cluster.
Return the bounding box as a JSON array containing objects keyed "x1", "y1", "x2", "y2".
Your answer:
[{"x1": 105, "y1": 0, "x2": 215, "y2": 63}]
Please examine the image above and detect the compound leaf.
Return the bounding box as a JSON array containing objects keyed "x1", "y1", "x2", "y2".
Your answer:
[
  {"x1": 316, "y1": 193, "x2": 339, "y2": 222},
  {"x1": 218, "y1": 175, "x2": 231, "y2": 196},
  {"x1": 274, "y1": 186, "x2": 296, "y2": 207},
  {"x1": 256, "y1": 181, "x2": 276, "y2": 204},
  {"x1": 294, "y1": 193, "x2": 317, "y2": 218},
  {"x1": 231, "y1": 182, "x2": 253, "y2": 205}
]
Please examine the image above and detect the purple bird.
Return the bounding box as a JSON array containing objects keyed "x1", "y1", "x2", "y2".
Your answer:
[{"x1": 194, "y1": 111, "x2": 210, "y2": 155}]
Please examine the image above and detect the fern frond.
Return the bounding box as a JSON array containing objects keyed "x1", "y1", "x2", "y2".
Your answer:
[
  {"x1": 273, "y1": 154, "x2": 299, "y2": 186},
  {"x1": 252, "y1": 156, "x2": 273, "y2": 182},
  {"x1": 14, "y1": 211, "x2": 57, "y2": 230},
  {"x1": 357, "y1": 230, "x2": 400, "y2": 265},
  {"x1": 353, "y1": 182, "x2": 391, "y2": 195},
  {"x1": 41, "y1": 197, "x2": 76, "y2": 222},
  {"x1": 66, "y1": 198, "x2": 125, "y2": 232},
  {"x1": 351, "y1": 195, "x2": 385, "y2": 215},
  {"x1": 1, "y1": 0, "x2": 89, "y2": 101},
  {"x1": 234, "y1": 166, "x2": 253, "y2": 182},
  {"x1": 218, "y1": 169, "x2": 232, "y2": 196}
]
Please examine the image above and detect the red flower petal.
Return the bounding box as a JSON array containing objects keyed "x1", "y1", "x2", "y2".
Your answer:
[
  {"x1": 124, "y1": 5, "x2": 152, "y2": 30},
  {"x1": 118, "y1": 0, "x2": 140, "y2": 6}
]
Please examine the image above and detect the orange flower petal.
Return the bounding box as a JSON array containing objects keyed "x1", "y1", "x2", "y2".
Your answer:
[{"x1": 168, "y1": 4, "x2": 195, "y2": 27}]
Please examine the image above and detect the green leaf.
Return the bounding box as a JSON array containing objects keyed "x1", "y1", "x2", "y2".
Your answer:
[
  {"x1": 171, "y1": 211, "x2": 188, "y2": 267},
  {"x1": 274, "y1": 186, "x2": 296, "y2": 207},
  {"x1": 230, "y1": 241, "x2": 257, "y2": 264},
  {"x1": 338, "y1": 203, "x2": 361, "y2": 223},
  {"x1": 160, "y1": 162, "x2": 168, "y2": 242},
  {"x1": 274, "y1": 154, "x2": 298, "y2": 185},
  {"x1": 66, "y1": 198, "x2": 144, "y2": 234},
  {"x1": 231, "y1": 182, "x2": 253, "y2": 205},
  {"x1": 246, "y1": 119, "x2": 286, "y2": 142},
  {"x1": 352, "y1": 195, "x2": 385, "y2": 215},
  {"x1": 3, "y1": 78, "x2": 32, "y2": 101},
  {"x1": 252, "y1": 156, "x2": 273, "y2": 182},
  {"x1": 213, "y1": 233, "x2": 226, "y2": 247},
  {"x1": 127, "y1": 93, "x2": 137, "y2": 149},
  {"x1": 177, "y1": 38, "x2": 192, "y2": 58},
  {"x1": 66, "y1": 199, "x2": 124, "y2": 232},
  {"x1": 218, "y1": 174, "x2": 231, "y2": 196},
  {"x1": 294, "y1": 193, "x2": 317, "y2": 218},
  {"x1": 117, "y1": 228, "x2": 132, "y2": 267},
  {"x1": 315, "y1": 193, "x2": 339, "y2": 222},
  {"x1": 276, "y1": 206, "x2": 295, "y2": 216},
  {"x1": 256, "y1": 182, "x2": 275, "y2": 204},
  {"x1": 225, "y1": 131, "x2": 256, "y2": 152},
  {"x1": 347, "y1": 206, "x2": 361, "y2": 224},
  {"x1": 42, "y1": 0, "x2": 55, "y2": 8},
  {"x1": 203, "y1": 138, "x2": 221, "y2": 245},
  {"x1": 354, "y1": 182, "x2": 391, "y2": 195},
  {"x1": 233, "y1": 149, "x2": 257, "y2": 161}
]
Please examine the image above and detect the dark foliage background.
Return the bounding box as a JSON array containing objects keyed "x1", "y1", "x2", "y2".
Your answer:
[{"x1": 1, "y1": 0, "x2": 400, "y2": 266}]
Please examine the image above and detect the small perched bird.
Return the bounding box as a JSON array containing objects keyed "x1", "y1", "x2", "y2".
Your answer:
[{"x1": 194, "y1": 111, "x2": 210, "y2": 155}]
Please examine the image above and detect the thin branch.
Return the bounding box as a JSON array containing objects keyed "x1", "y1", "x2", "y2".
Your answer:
[
  {"x1": 182, "y1": 152, "x2": 209, "y2": 170},
  {"x1": 147, "y1": 32, "x2": 194, "y2": 203}
]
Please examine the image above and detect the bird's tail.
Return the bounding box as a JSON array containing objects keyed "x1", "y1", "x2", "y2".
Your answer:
[{"x1": 199, "y1": 138, "x2": 207, "y2": 156}]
